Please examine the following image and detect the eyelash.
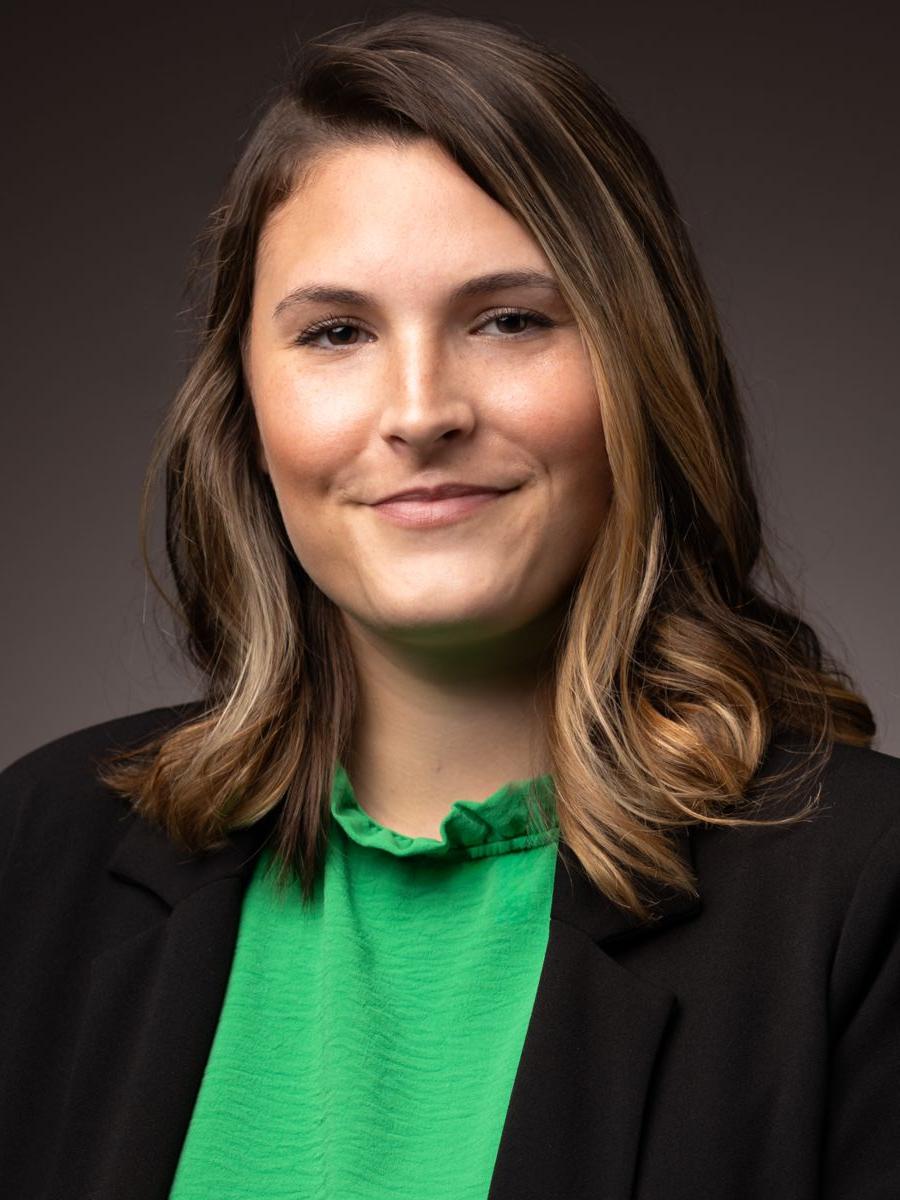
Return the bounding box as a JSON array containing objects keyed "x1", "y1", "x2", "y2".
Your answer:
[{"x1": 292, "y1": 306, "x2": 554, "y2": 350}]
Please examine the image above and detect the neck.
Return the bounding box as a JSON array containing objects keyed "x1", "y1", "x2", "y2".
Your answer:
[{"x1": 341, "y1": 604, "x2": 563, "y2": 840}]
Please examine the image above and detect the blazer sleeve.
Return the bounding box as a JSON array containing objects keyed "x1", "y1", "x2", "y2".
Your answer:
[{"x1": 822, "y1": 808, "x2": 900, "y2": 1198}]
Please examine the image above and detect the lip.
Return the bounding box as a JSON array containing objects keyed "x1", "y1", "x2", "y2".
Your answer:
[
  {"x1": 374, "y1": 482, "x2": 514, "y2": 504},
  {"x1": 372, "y1": 489, "x2": 515, "y2": 528}
]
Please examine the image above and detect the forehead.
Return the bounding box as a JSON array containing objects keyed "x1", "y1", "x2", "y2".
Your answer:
[{"x1": 255, "y1": 139, "x2": 550, "y2": 290}]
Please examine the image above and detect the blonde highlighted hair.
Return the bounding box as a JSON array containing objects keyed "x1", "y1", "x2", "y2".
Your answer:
[{"x1": 100, "y1": 10, "x2": 875, "y2": 920}]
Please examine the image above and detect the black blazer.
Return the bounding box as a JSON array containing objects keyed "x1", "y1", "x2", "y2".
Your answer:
[{"x1": 1, "y1": 703, "x2": 899, "y2": 1200}]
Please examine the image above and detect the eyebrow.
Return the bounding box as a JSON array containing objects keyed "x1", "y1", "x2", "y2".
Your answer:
[{"x1": 271, "y1": 269, "x2": 562, "y2": 320}]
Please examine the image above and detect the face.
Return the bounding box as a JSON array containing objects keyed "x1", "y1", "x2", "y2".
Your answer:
[{"x1": 245, "y1": 138, "x2": 612, "y2": 665}]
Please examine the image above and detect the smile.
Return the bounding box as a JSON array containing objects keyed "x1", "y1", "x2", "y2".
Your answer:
[{"x1": 371, "y1": 489, "x2": 514, "y2": 528}]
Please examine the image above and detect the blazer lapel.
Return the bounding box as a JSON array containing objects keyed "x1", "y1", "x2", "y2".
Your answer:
[
  {"x1": 488, "y1": 829, "x2": 701, "y2": 1200},
  {"x1": 44, "y1": 803, "x2": 699, "y2": 1200},
  {"x1": 43, "y1": 806, "x2": 280, "y2": 1200}
]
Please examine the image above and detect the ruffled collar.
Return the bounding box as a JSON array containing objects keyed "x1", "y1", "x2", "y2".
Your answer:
[{"x1": 329, "y1": 761, "x2": 558, "y2": 860}]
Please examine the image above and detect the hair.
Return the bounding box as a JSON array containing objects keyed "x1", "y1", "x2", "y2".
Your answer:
[{"x1": 99, "y1": 8, "x2": 875, "y2": 921}]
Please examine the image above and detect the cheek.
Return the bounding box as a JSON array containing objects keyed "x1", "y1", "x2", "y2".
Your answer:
[
  {"x1": 253, "y1": 365, "x2": 367, "y2": 492},
  {"x1": 514, "y1": 354, "x2": 608, "y2": 479},
  {"x1": 255, "y1": 402, "x2": 354, "y2": 580},
  {"x1": 521, "y1": 359, "x2": 612, "y2": 555}
]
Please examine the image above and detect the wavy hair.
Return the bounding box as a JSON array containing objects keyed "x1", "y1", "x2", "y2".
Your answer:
[{"x1": 100, "y1": 9, "x2": 875, "y2": 920}]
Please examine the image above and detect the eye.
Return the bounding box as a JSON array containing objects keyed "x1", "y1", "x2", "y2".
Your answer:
[
  {"x1": 293, "y1": 313, "x2": 371, "y2": 350},
  {"x1": 292, "y1": 306, "x2": 554, "y2": 351},
  {"x1": 478, "y1": 306, "x2": 554, "y2": 337}
]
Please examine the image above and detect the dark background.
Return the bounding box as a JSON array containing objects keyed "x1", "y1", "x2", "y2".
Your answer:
[{"x1": 3, "y1": 0, "x2": 898, "y2": 766}]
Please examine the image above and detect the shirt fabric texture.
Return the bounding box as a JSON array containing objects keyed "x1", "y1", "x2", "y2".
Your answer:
[{"x1": 168, "y1": 761, "x2": 559, "y2": 1200}]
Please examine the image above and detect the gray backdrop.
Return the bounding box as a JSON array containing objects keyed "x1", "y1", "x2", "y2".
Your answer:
[{"x1": 3, "y1": 0, "x2": 898, "y2": 766}]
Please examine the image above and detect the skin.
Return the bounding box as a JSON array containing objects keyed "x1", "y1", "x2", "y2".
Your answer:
[{"x1": 245, "y1": 138, "x2": 612, "y2": 839}]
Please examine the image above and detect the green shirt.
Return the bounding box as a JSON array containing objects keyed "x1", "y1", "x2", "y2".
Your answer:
[{"x1": 168, "y1": 761, "x2": 559, "y2": 1199}]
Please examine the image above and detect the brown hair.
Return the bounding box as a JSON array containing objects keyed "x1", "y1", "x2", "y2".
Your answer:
[{"x1": 100, "y1": 9, "x2": 875, "y2": 920}]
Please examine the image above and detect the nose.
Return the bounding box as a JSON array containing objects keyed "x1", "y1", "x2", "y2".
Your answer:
[{"x1": 376, "y1": 328, "x2": 476, "y2": 450}]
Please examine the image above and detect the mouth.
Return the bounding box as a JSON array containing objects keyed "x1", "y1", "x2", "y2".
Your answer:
[{"x1": 371, "y1": 488, "x2": 517, "y2": 529}]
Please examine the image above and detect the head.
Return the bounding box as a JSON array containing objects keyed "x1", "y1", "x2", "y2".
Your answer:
[
  {"x1": 172, "y1": 8, "x2": 759, "y2": 696},
  {"x1": 107, "y1": 10, "x2": 873, "y2": 917},
  {"x1": 244, "y1": 135, "x2": 611, "y2": 677}
]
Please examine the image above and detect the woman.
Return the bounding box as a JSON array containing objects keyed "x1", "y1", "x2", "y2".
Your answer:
[{"x1": 1, "y1": 10, "x2": 897, "y2": 1200}]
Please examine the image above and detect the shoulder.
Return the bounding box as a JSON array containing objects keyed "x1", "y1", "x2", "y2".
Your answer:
[
  {"x1": 0, "y1": 701, "x2": 204, "y2": 799},
  {"x1": 803, "y1": 738, "x2": 900, "y2": 916},
  {"x1": 783, "y1": 735, "x2": 900, "y2": 862},
  {"x1": 0, "y1": 702, "x2": 203, "y2": 868},
  {"x1": 814, "y1": 735, "x2": 900, "y2": 813},
  {"x1": 692, "y1": 734, "x2": 900, "y2": 936},
  {"x1": 714, "y1": 732, "x2": 900, "y2": 851}
]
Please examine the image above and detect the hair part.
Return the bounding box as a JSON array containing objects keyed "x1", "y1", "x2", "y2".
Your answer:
[{"x1": 100, "y1": 9, "x2": 875, "y2": 921}]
